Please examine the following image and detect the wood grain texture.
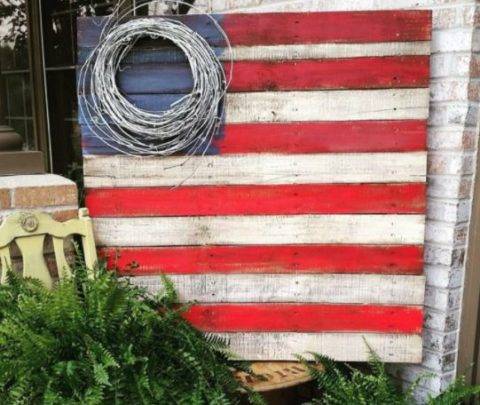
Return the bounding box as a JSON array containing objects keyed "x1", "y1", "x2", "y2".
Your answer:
[
  {"x1": 92, "y1": 215, "x2": 425, "y2": 246},
  {"x1": 79, "y1": 89, "x2": 430, "y2": 126},
  {"x1": 82, "y1": 120, "x2": 427, "y2": 156},
  {"x1": 85, "y1": 56, "x2": 429, "y2": 94},
  {"x1": 222, "y1": 41, "x2": 431, "y2": 61},
  {"x1": 219, "y1": 11, "x2": 432, "y2": 45},
  {"x1": 215, "y1": 333, "x2": 422, "y2": 362},
  {"x1": 130, "y1": 274, "x2": 425, "y2": 305},
  {"x1": 228, "y1": 56, "x2": 430, "y2": 91},
  {"x1": 100, "y1": 245, "x2": 424, "y2": 275},
  {"x1": 182, "y1": 303, "x2": 423, "y2": 333},
  {"x1": 234, "y1": 362, "x2": 315, "y2": 392},
  {"x1": 225, "y1": 89, "x2": 429, "y2": 123},
  {"x1": 86, "y1": 183, "x2": 426, "y2": 217},
  {"x1": 78, "y1": 41, "x2": 431, "y2": 65},
  {"x1": 77, "y1": 11, "x2": 431, "y2": 48},
  {"x1": 200, "y1": 0, "x2": 432, "y2": 13},
  {"x1": 84, "y1": 152, "x2": 427, "y2": 187}
]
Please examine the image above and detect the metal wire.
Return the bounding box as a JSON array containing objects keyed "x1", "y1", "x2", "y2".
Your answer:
[{"x1": 78, "y1": 0, "x2": 231, "y2": 156}]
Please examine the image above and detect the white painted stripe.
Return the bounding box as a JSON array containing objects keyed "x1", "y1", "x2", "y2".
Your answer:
[
  {"x1": 91, "y1": 41, "x2": 431, "y2": 64},
  {"x1": 215, "y1": 332, "x2": 422, "y2": 362},
  {"x1": 129, "y1": 274, "x2": 426, "y2": 305},
  {"x1": 223, "y1": 89, "x2": 429, "y2": 123},
  {"x1": 93, "y1": 215, "x2": 425, "y2": 246},
  {"x1": 219, "y1": 42, "x2": 431, "y2": 61},
  {"x1": 92, "y1": 89, "x2": 425, "y2": 123},
  {"x1": 174, "y1": 0, "x2": 432, "y2": 14},
  {"x1": 84, "y1": 152, "x2": 427, "y2": 187}
]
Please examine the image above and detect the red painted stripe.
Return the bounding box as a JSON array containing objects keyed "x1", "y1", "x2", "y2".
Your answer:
[
  {"x1": 100, "y1": 245, "x2": 424, "y2": 275},
  {"x1": 228, "y1": 57, "x2": 430, "y2": 91},
  {"x1": 182, "y1": 304, "x2": 423, "y2": 333},
  {"x1": 222, "y1": 11, "x2": 431, "y2": 45},
  {"x1": 217, "y1": 120, "x2": 426, "y2": 154},
  {"x1": 82, "y1": 120, "x2": 427, "y2": 155},
  {"x1": 86, "y1": 183, "x2": 426, "y2": 217}
]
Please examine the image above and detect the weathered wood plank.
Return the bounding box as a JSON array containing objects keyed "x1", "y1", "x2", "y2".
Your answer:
[
  {"x1": 86, "y1": 183, "x2": 426, "y2": 216},
  {"x1": 182, "y1": 303, "x2": 423, "y2": 333},
  {"x1": 84, "y1": 152, "x2": 427, "y2": 187},
  {"x1": 215, "y1": 332, "x2": 422, "y2": 362},
  {"x1": 199, "y1": 0, "x2": 430, "y2": 13},
  {"x1": 92, "y1": 215, "x2": 425, "y2": 246},
  {"x1": 226, "y1": 41, "x2": 431, "y2": 60},
  {"x1": 130, "y1": 274, "x2": 426, "y2": 305},
  {"x1": 77, "y1": 11, "x2": 431, "y2": 48},
  {"x1": 81, "y1": 56, "x2": 429, "y2": 94},
  {"x1": 78, "y1": 89, "x2": 430, "y2": 125},
  {"x1": 100, "y1": 245, "x2": 424, "y2": 275},
  {"x1": 226, "y1": 89, "x2": 429, "y2": 123},
  {"x1": 81, "y1": 120, "x2": 427, "y2": 156},
  {"x1": 227, "y1": 56, "x2": 429, "y2": 91},
  {"x1": 78, "y1": 41, "x2": 431, "y2": 64}
]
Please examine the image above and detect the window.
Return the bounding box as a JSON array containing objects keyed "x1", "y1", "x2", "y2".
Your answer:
[
  {"x1": 0, "y1": 0, "x2": 45, "y2": 173},
  {"x1": 0, "y1": 0, "x2": 34, "y2": 149}
]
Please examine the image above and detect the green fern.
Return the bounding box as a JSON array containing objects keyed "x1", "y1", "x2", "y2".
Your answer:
[
  {"x1": 0, "y1": 262, "x2": 259, "y2": 404},
  {"x1": 303, "y1": 349, "x2": 480, "y2": 405},
  {"x1": 427, "y1": 376, "x2": 480, "y2": 405}
]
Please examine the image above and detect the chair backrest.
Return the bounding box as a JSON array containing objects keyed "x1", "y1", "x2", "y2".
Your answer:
[{"x1": 0, "y1": 208, "x2": 97, "y2": 288}]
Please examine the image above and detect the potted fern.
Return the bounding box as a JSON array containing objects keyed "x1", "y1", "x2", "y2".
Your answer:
[{"x1": 0, "y1": 260, "x2": 257, "y2": 404}]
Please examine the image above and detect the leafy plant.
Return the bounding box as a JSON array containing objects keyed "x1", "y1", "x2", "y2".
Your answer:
[
  {"x1": 0, "y1": 259, "x2": 258, "y2": 404},
  {"x1": 430, "y1": 376, "x2": 480, "y2": 405},
  {"x1": 301, "y1": 351, "x2": 480, "y2": 405}
]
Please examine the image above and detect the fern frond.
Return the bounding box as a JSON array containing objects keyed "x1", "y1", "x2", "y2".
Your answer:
[
  {"x1": 428, "y1": 375, "x2": 480, "y2": 405},
  {"x1": 0, "y1": 256, "x2": 248, "y2": 404}
]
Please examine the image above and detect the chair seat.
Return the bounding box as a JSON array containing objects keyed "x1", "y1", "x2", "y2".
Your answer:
[{"x1": 234, "y1": 361, "x2": 319, "y2": 392}]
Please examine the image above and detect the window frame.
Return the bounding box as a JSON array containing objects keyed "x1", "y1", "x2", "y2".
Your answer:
[
  {"x1": 0, "y1": 0, "x2": 49, "y2": 175},
  {"x1": 28, "y1": 0, "x2": 50, "y2": 167}
]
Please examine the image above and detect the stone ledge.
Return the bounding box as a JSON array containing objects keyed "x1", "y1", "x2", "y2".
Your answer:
[
  {"x1": 0, "y1": 174, "x2": 75, "y2": 189},
  {"x1": 0, "y1": 174, "x2": 77, "y2": 210}
]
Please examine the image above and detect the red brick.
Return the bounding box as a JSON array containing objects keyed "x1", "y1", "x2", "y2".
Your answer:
[
  {"x1": 51, "y1": 209, "x2": 78, "y2": 222},
  {"x1": 0, "y1": 189, "x2": 10, "y2": 210},
  {"x1": 13, "y1": 185, "x2": 77, "y2": 208}
]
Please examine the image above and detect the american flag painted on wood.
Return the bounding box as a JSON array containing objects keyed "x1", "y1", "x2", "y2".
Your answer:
[{"x1": 78, "y1": 10, "x2": 431, "y2": 362}]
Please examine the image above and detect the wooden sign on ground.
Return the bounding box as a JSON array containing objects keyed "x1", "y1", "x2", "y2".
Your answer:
[{"x1": 79, "y1": 10, "x2": 431, "y2": 362}]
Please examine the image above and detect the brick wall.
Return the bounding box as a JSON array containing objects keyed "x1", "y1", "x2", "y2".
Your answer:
[{"x1": 192, "y1": 0, "x2": 480, "y2": 401}]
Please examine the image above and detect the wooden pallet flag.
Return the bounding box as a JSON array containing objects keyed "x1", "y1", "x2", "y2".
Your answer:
[{"x1": 78, "y1": 10, "x2": 431, "y2": 362}]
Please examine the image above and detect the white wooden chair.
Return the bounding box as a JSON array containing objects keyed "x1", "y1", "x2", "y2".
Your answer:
[{"x1": 0, "y1": 208, "x2": 97, "y2": 288}]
